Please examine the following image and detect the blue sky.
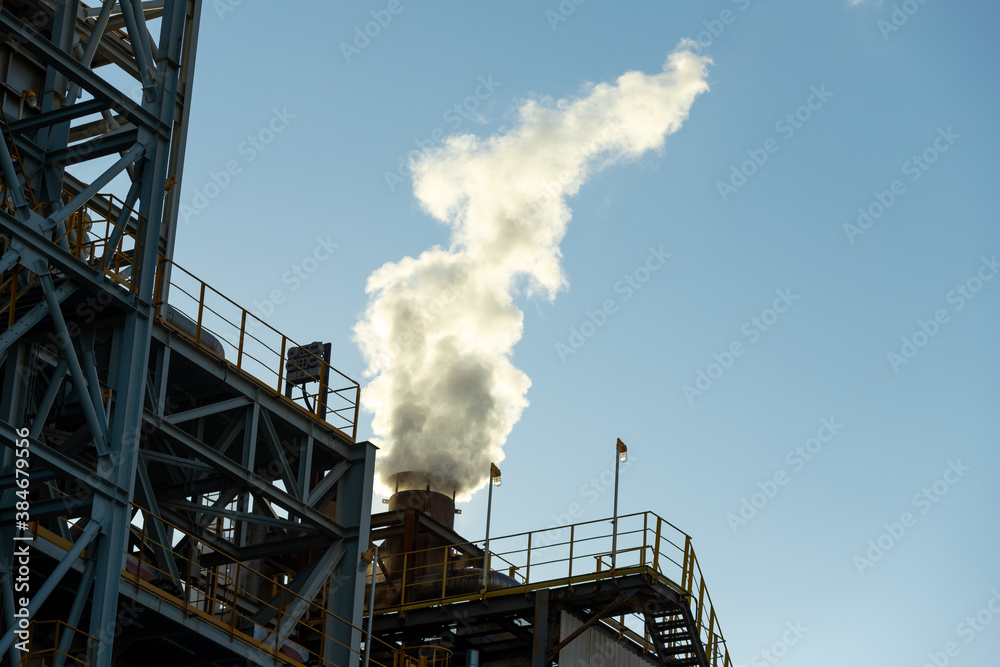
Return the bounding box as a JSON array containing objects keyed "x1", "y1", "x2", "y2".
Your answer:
[{"x1": 174, "y1": 1, "x2": 999, "y2": 665}]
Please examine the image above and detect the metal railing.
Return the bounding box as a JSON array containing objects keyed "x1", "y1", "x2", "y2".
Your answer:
[
  {"x1": 370, "y1": 511, "x2": 733, "y2": 667},
  {"x1": 0, "y1": 187, "x2": 361, "y2": 440},
  {"x1": 14, "y1": 620, "x2": 97, "y2": 667},
  {"x1": 57, "y1": 191, "x2": 146, "y2": 293},
  {"x1": 25, "y1": 506, "x2": 402, "y2": 667},
  {"x1": 153, "y1": 259, "x2": 360, "y2": 440},
  {"x1": 1, "y1": 190, "x2": 145, "y2": 326},
  {"x1": 395, "y1": 645, "x2": 452, "y2": 667},
  {"x1": 127, "y1": 511, "x2": 402, "y2": 667},
  {"x1": 0, "y1": 254, "x2": 32, "y2": 328}
]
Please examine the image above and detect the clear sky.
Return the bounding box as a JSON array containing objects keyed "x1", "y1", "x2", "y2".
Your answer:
[{"x1": 174, "y1": 1, "x2": 999, "y2": 665}]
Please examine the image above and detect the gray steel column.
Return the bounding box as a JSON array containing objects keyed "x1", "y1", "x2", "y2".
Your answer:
[{"x1": 324, "y1": 441, "x2": 376, "y2": 667}]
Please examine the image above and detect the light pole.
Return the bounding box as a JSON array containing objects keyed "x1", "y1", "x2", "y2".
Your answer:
[
  {"x1": 360, "y1": 543, "x2": 379, "y2": 667},
  {"x1": 612, "y1": 438, "x2": 627, "y2": 571},
  {"x1": 482, "y1": 463, "x2": 501, "y2": 591}
]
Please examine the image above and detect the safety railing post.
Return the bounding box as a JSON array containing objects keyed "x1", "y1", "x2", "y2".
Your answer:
[
  {"x1": 52, "y1": 622, "x2": 61, "y2": 666},
  {"x1": 653, "y1": 516, "x2": 662, "y2": 574},
  {"x1": 706, "y1": 609, "x2": 716, "y2": 665},
  {"x1": 237, "y1": 310, "x2": 246, "y2": 369},
  {"x1": 682, "y1": 536, "x2": 692, "y2": 592},
  {"x1": 195, "y1": 282, "x2": 206, "y2": 345},
  {"x1": 274, "y1": 588, "x2": 284, "y2": 665},
  {"x1": 568, "y1": 524, "x2": 574, "y2": 585},
  {"x1": 525, "y1": 532, "x2": 532, "y2": 584},
  {"x1": 185, "y1": 536, "x2": 196, "y2": 615},
  {"x1": 352, "y1": 385, "x2": 361, "y2": 439},
  {"x1": 641, "y1": 513, "x2": 648, "y2": 567},
  {"x1": 441, "y1": 547, "x2": 448, "y2": 599},
  {"x1": 136, "y1": 523, "x2": 147, "y2": 593},
  {"x1": 400, "y1": 552, "x2": 408, "y2": 612},
  {"x1": 696, "y1": 578, "x2": 706, "y2": 638},
  {"x1": 277, "y1": 336, "x2": 287, "y2": 393},
  {"x1": 209, "y1": 563, "x2": 221, "y2": 616},
  {"x1": 231, "y1": 562, "x2": 241, "y2": 633}
]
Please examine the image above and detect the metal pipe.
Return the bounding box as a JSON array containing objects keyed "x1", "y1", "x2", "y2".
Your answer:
[{"x1": 362, "y1": 543, "x2": 378, "y2": 667}]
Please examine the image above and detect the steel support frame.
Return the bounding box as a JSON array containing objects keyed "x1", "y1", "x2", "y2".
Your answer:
[
  {"x1": 0, "y1": 3, "x2": 198, "y2": 666},
  {"x1": 1, "y1": 3, "x2": 376, "y2": 665}
]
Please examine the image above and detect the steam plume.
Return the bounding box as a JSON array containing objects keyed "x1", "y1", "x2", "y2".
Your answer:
[{"x1": 355, "y1": 44, "x2": 710, "y2": 499}]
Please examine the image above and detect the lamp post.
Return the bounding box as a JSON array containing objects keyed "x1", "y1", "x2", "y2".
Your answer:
[
  {"x1": 360, "y1": 542, "x2": 379, "y2": 667},
  {"x1": 483, "y1": 463, "x2": 501, "y2": 591},
  {"x1": 612, "y1": 438, "x2": 627, "y2": 571}
]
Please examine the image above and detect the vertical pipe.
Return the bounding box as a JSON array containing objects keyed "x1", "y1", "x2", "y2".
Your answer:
[{"x1": 362, "y1": 544, "x2": 378, "y2": 667}]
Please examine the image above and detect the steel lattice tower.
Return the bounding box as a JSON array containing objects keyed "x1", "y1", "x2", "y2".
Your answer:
[{"x1": 0, "y1": 3, "x2": 375, "y2": 666}]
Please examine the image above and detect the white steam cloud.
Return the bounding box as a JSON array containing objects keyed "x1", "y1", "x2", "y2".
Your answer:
[{"x1": 355, "y1": 43, "x2": 710, "y2": 500}]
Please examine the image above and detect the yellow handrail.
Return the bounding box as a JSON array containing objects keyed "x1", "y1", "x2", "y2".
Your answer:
[
  {"x1": 369, "y1": 510, "x2": 734, "y2": 666},
  {"x1": 15, "y1": 620, "x2": 97, "y2": 667},
  {"x1": 0, "y1": 190, "x2": 360, "y2": 440},
  {"x1": 22, "y1": 500, "x2": 404, "y2": 667},
  {"x1": 153, "y1": 259, "x2": 361, "y2": 441}
]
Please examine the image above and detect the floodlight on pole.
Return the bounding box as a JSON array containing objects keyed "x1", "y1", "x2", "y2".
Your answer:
[
  {"x1": 483, "y1": 463, "x2": 501, "y2": 591},
  {"x1": 613, "y1": 438, "x2": 627, "y2": 571},
  {"x1": 360, "y1": 542, "x2": 379, "y2": 667}
]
